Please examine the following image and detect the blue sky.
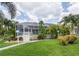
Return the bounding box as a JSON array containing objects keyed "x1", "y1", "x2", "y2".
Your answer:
[
  {"x1": 0, "y1": 2, "x2": 78, "y2": 24},
  {"x1": 62, "y1": 2, "x2": 70, "y2": 12}
]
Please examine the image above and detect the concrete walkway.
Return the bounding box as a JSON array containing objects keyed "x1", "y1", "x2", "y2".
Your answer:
[{"x1": 0, "y1": 40, "x2": 38, "y2": 51}]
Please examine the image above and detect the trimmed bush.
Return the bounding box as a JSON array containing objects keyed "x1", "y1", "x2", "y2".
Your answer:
[
  {"x1": 58, "y1": 36, "x2": 68, "y2": 45},
  {"x1": 66, "y1": 35, "x2": 77, "y2": 44},
  {"x1": 37, "y1": 34, "x2": 44, "y2": 40},
  {"x1": 58, "y1": 35, "x2": 77, "y2": 45}
]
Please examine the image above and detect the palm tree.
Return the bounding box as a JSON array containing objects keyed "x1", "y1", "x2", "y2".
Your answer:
[
  {"x1": 0, "y1": 2, "x2": 16, "y2": 40},
  {"x1": 0, "y1": 10, "x2": 5, "y2": 36},
  {"x1": 0, "y1": 2, "x2": 16, "y2": 30},
  {"x1": 38, "y1": 21, "x2": 46, "y2": 39},
  {"x1": 1, "y1": 2, "x2": 16, "y2": 19},
  {"x1": 60, "y1": 14, "x2": 79, "y2": 34}
]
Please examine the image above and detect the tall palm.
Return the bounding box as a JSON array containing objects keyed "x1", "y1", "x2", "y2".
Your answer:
[
  {"x1": 0, "y1": 2, "x2": 16, "y2": 31},
  {"x1": 0, "y1": 10, "x2": 5, "y2": 36},
  {"x1": 60, "y1": 14, "x2": 79, "y2": 34},
  {"x1": 1, "y1": 2, "x2": 16, "y2": 19},
  {"x1": 0, "y1": 2, "x2": 16, "y2": 39},
  {"x1": 4, "y1": 19, "x2": 16, "y2": 37}
]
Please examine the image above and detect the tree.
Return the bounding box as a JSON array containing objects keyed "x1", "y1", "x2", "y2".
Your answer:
[
  {"x1": 58, "y1": 25, "x2": 70, "y2": 36},
  {"x1": 48, "y1": 24, "x2": 70, "y2": 39},
  {"x1": 38, "y1": 21, "x2": 46, "y2": 39},
  {"x1": 60, "y1": 14, "x2": 79, "y2": 34},
  {"x1": 0, "y1": 2, "x2": 16, "y2": 40},
  {"x1": 48, "y1": 24, "x2": 58, "y2": 39},
  {"x1": 1, "y1": 2, "x2": 16, "y2": 19},
  {"x1": 0, "y1": 10, "x2": 5, "y2": 36}
]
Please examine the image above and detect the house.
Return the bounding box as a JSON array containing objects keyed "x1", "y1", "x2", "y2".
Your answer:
[{"x1": 16, "y1": 22, "x2": 51, "y2": 42}]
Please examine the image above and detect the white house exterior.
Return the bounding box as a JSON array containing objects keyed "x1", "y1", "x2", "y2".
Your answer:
[{"x1": 16, "y1": 22, "x2": 51, "y2": 42}]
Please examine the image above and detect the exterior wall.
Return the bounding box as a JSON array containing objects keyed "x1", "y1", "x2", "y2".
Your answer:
[
  {"x1": 70, "y1": 27, "x2": 79, "y2": 35},
  {"x1": 17, "y1": 34, "x2": 30, "y2": 42},
  {"x1": 30, "y1": 35, "x2": 38, "y2": 40},
  {"x1": 30, "y1": 35, "x2": 51, "y2": 40},
  {"x1": 22, "y1": 35, "x2": 30, "y2": 42},
  {"x1": 74, "y1": 27, "x2": 79, "y2": 35},
  {"x1": 16, "y1": 22, "x2": 51, "y2": 42}
]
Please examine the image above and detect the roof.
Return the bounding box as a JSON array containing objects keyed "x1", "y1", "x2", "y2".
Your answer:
[{"x1": 16, "y1": 22, "x2": 52, "y2": 26}]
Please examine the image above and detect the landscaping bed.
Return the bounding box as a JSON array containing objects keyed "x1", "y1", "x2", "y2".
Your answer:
[{"x1": 0, "y1": 40, "x2": 17, "y2": 48}]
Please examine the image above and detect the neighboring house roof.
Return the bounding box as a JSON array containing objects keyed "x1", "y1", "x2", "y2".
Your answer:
[{"x1": 16, "y1": 22, "x2": 52, "y2": 27}]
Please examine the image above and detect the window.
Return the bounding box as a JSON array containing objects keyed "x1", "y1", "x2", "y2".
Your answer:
[
  {"x1": 32, "y1": 29, "x2": 38, "y2": 34},
  {"x1": 25, "y1": 28, "x2": 28, "y2": 32}
]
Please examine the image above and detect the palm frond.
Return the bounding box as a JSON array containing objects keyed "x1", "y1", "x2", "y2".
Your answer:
[{"x1": 1, "y1": 2, "x2": 16, "y2": 19}]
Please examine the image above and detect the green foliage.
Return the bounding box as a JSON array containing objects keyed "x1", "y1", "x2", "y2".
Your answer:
[
  {"x1": 46, "y1": 24, "x2": 70, "y2": 39},
  {"x1": 38, "y1": 21, "x2": 46, "y2": 39},
  {"x1": 0, "y1": 19, "x2": 16, "y2": 40},
  {"x1": 60, "y1": 14, "x2": 79, "y2": 34},
  {"x1": 0, "y1": 2, "x2": 16, "y2": 41},
  {"x1": 58, "y1": 25, "x2": 70, "y2": 36},
  {"x1": 48, "y1": 24, "x2": 58, "y2": 39},
  {"x1": 37, "y1": 34, "x2": 45, "y2": 40}
]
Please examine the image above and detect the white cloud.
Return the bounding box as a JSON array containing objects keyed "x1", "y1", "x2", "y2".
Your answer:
[
  {"x1": 68, "y1": 2, "x2": 79, "y2": 15},
  {"x1": 14, "y1": 2, "x2": 79, "y2": 23},
  {"x1": 69, "y1": 2, "x2": 76, "y2": 5},
  {"x1": 15, "y1": 2, "x2": 64, "y2": 23},
  {"x1": 16, "y1": 10, "x2": 21, "y2": 17},
  {"x1": 60, "y1": 12, "x2": 70, "y2": 18},
  {"x1": 47, "y1": 14, "x2": 55, "y2": 19},
  {"x1": 57, "y1": 12, "x2": 70, "y2": 21},
  {"x1": 13, "y1": 18, "x2": 28, "y2": 23},
  {"x1": 0, "y1": 5, "x2": 11, "y2": 19},
  {"x1": 2, "y1": 9, "x2": 11, "y2": 19},
  {"x1": 58, "y1": 2, "x2": 79, "y2": 22},
  {"x1": 27, "y1": 13, "x2": 39, "y2": 22},
  {"x1": 32, "y1": 2, "x2": 63, "y2": 18}
]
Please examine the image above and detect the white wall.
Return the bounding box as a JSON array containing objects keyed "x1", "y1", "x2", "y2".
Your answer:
[
  {"x1": 23, "y1": 35, "x2": 30, "y2": 42},
  {"x1": 17, "y1": 34, "x2": 30, "y2": 42}
]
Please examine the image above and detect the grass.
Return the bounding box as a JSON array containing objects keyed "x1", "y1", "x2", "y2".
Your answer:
[
  {"x1": 0, "y1": 40, "x2": 17, "y2": 48},
  {"x1": 0, "y1": 39, "x2": 79, "y2": 56}
]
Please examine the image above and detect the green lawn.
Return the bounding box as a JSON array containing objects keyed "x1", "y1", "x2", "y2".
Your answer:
[
  {"x1": 0, "y1": 39, "x2": 79, "y2": 56},
  {"x1": 0, "y1": 40, "x2": 17, "y2": 48}
]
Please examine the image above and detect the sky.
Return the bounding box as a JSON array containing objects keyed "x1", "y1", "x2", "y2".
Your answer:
[{"x1": 0, "y1": 2, "x2": 79, "y2": 24}]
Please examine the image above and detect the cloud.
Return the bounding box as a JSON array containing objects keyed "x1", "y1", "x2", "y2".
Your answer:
[
  {"x1": 0, "y1": 5, "x2": 11, "y2": 19},
  {"x1": 68, "y1": 2, "x2": 79, "y2": 15},
  {"x1": 2, "y1": 9, "x2": 11, "y2": 19},
  {"x1": 32, "y1": 2, "x2": 63, "y2": 18},
  {"x1": 13, "y1": 18, "x2": 28, "y2": 23},
  {"x1": 16, "y1": 10, "x2": 21, "y2": 17},
  {"x1": 15, "y1": 2, "x2": 64, "y2": 23},
  {"x1": 60, "y1": 12, "x2": 70, "y2": 19},
  {"x1": 69, "y1": 2, "x2": 76, "y2": 5},
  {"x1": 26, "y1": 13, "x2": 38, "y2": 22}
]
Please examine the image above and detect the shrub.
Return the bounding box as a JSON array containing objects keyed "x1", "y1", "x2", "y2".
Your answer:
[
  {"x1": 58, "y1": 36, "x2": 68, "y2": 45},
  {"x1": 66, "y1": 35, "x2": 77, "y2": 44},
  {"x1": 58, "y1": 35, "x2": 77, "y2": 45},
  {"x1": 37, "y1": 34, "x2": 45, "y2": 40}
]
